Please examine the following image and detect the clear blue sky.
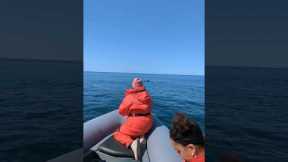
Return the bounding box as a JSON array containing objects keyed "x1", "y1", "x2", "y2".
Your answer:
[{"x1": 84, "y1": 0, "x2": 204, "y2": 75}]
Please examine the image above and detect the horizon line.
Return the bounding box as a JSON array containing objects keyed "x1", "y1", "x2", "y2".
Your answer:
[
  {"x1": 0, "y1": 57, "x2": 81, "y2": 63},
  {"x1": 84, "y1": 70, "x2": 204, "y2": 76}
]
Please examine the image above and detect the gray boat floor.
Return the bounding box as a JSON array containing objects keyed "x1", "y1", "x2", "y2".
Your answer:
[
  {"x1": 47, "y1": 148, "x2": 138, "y2": 162},
  {"x1": 108, "y1": 159, "x2": 138, "y2": 162}
]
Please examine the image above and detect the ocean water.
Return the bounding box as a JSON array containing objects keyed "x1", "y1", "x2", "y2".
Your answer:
[
  {"x1": 3, "y1": 60, "x2": 286, "y2": 162},
  {"x1": 84, "y1": 71, "x2": 205, "y2": 130},
  {"x1": 0, "y1": 59, "x2": 82, "y2": 162},
  {"x1": 206, "y1": 67, "x2": 288, "y2": 162}
]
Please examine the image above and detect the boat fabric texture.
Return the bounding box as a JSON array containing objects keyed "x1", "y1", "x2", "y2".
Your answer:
[
  {"x1": 113, "y1": 84, "x2": 153, "y2": 148},
  {"x1": 97, "y1": 135, "x2": 134, "y2": 158}
]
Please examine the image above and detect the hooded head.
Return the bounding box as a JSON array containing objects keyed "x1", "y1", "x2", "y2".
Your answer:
[{"x1": 132, "y1": 77, "x2": 143, "y2": 89}]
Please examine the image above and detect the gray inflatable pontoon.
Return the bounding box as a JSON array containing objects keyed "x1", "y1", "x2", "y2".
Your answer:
[
  {"x1": 47, "y1": 110, "x2": 181, "y2": 162},
  {"x1": 83, "y1": 110, "x2": 181, "y2": 162}
]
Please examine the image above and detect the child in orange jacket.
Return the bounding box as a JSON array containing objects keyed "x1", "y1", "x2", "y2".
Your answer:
[{"x1": 113, "y1": 78, "x2": 153, "y2": 160}]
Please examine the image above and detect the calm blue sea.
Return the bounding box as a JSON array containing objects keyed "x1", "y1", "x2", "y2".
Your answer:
[
  {"x1": 84, "y1": 71, "x2": 205, "y2": 130},
  {"x1": 206, "y1": 67, "x2": 288, "y2": 162},
  {"x1": 0, "y1": 59, "x2": 82, "y2": 162},
  {"x1": 2, "y1": 60, "x2": 286, "y2": 162}
]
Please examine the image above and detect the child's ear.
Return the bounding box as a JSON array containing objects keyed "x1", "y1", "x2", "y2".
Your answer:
[
  {"x1": 186, "y1": 144, "x2": 196, "y2": 156},
  {"x1": 186, "y1": 144, "x2": 196, "y2": 151}
]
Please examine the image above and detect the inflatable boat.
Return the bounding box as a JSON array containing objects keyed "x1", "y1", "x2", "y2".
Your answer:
[
  {"x1": 48, "y1": 110, "x2": 181, "y2": 162},
  {"x1": 83, "y1": 110, "x2": 181, "y2": 162}
]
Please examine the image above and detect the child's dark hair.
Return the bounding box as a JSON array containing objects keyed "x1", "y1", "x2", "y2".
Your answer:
[{"x1": 170, "y1": 112, "x2": 204, "y2": 146}]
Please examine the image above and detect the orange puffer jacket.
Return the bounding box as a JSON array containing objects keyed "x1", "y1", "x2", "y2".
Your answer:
[{"x1": 118, "y1": 86, "x2": 152, "y2": 116}]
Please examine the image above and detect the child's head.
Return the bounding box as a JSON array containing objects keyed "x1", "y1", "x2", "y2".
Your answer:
[
  {"x1": 132, "y1": 77, "x2": 143, "y2": 88},
  {"x1": 170, "y1": 112, "x2": 204, "y2": 161}
]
